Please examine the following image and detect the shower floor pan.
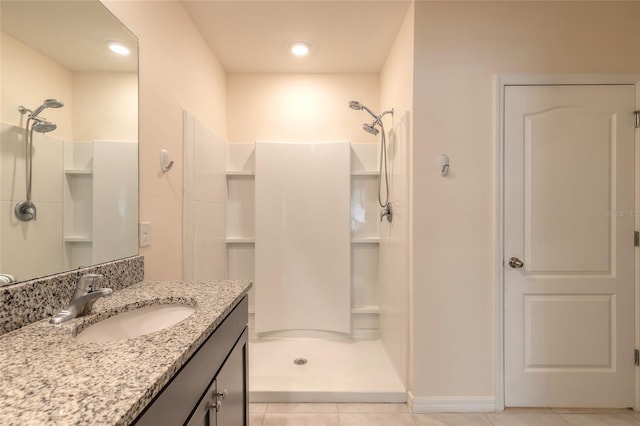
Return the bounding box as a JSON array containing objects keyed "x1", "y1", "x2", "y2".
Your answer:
[{"x1": 249, "y1": 337, "x2": 406, "y2": 403}]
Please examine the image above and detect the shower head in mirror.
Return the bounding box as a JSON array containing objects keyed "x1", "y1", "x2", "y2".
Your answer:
[
  {"x1": 349, "y1": 100, "x2": 363, "y2": 110},
  {"x1": 362, "y1": 122, "x2": 379, "y2": 135},
  {"x1": 29, "y1": 99, "x2": 64, "y2": 118},
  {"x1": 31, "y1": 118, "x2": 57, "y2": 133}
]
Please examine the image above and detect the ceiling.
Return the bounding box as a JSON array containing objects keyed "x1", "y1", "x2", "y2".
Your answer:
[
  {"x1": 182, "y1": 1, "x2": 412, "y2": 73},
  {"x1": 1, "y1": 1, "x2": 410, "y2": 74},
  {"x1": 1, "y1": 0, "x2": 138, "y2": 73}
]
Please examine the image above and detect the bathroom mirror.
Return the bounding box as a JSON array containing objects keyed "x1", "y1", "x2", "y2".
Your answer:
[{"x1": 0, "y1": 0, "x2": 139, "y2": 284}]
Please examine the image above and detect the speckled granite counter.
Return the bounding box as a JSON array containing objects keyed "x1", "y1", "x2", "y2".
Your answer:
[{"x1": 0, "y1": 279, "x2": 252, "y2": 426}]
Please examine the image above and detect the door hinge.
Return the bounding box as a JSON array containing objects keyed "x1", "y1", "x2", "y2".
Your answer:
[
  {"x1": 635, "y1": 231, "x2": 639, "y2": 247},
  {"x1": 635, "y1": 349, "x2": 639, "y2": 366},
  {"x1": 635, "y1": 110, "x2": 640, "y2": 129}
]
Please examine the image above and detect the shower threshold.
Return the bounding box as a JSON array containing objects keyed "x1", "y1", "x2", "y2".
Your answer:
[{"x1": 249, "y1": 337, "x2": 406, "y2": 403}]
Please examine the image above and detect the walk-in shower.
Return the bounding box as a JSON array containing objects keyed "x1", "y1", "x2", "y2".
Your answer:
[
  {"x1": 189, "y1": 109, "x2": 411, "y2": 403},
  {"x1": 349, "y1": 101, "x2": 394, "y2": 222},
  {"x1": 15, "y1": 99, "x2": 63, "y2": 221}
]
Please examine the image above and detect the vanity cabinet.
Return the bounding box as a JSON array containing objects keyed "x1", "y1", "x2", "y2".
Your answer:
[
  {"x1": 133, "y1": 296, "x2": 248, "y2": 426},
  {"x1": 186, "y1": 331, "x2": 246, "y2": 425}
]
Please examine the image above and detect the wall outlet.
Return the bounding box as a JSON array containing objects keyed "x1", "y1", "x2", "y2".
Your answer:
[{"x1": 139, "y1": 222, "x2": 151, "y2": 247}]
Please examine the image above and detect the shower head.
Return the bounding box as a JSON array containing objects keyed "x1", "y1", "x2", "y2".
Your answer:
[
  {"x1": 44, "y1": 99, "x2": 64, "y2": 108},
  {"x1": 348, "y1": 100, "x2": 378, "y2": 120},
  {"x1": 349, "y1": 100, "x2": 363, "y2": 110},
  {"x1": 30, "y1": 99, "x2": 64, "y2": 118},
  {"x1": 362, "y1": 122, "x2": 379, "y2": 136},
  {"x1": 31, "y1": 119, "x2": 57, "y2": 133}
]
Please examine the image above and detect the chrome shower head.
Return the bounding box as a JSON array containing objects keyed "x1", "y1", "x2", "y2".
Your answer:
[
  {"x1": 44, "y1": 99, "x2": 64, "y2": 108},
  {"x1": 30, "y1": 99, "x2": 64, "y2": 118},
  {"x1": 31, "y1": 119, "x2": 57, "y2": 133},
  {"x1": 348, "y1": 100, "x2": 379, "y2": 120},
  {"x1": 362, "y1": 122, "x2": 379, "y2": 136},
  {"x1": 349, "y1": 100, "x2": 363, "y2": 110}
]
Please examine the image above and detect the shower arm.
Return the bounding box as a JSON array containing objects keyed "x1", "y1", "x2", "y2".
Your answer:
[
  {"x1": 369, "y1": 109, "x2": 395, "y2": 129},
  {"x1": 378, "y1": 109, "x2": 394, "y2": 122}
]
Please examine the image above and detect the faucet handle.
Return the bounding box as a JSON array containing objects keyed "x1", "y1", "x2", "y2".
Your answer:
[{"x1": 77, "y1": 274, "x2": 104, "y2": 291}]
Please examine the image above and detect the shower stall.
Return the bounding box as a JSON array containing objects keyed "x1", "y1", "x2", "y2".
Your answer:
[
  {"x1": 222, "y1": 113, "x2": 410, "y2": 403},
  {"x1": 182, "y1": 105, "x2": 410, "y2": 402}
]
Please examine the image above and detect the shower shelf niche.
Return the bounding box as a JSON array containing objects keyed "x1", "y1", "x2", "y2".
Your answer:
[
  {"x1": 63, "y1": 142, "x2": 94, "y2": 269},
  {"x1": 62, "y1": 141, "x2": 138, "y2": 270}
]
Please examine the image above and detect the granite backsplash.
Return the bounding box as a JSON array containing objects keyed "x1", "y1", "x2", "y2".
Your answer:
[{"x1": 0, "y1": 256, "x2": 144, "y2": 335}]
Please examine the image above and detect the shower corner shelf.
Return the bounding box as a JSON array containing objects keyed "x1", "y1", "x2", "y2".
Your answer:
[
  {"x1": 225, "y1": 170, "x2": 254, "y2": 176},
  {"x1": 351, "y1": 305, "x2": 380, "y2": 314},
  {"x1": 225, "y1": 237, "x2": 255, "y2": 244},
  {"x1": 351, "y1": 237, "x2": 380, "y2": 244},
  {"x1": 64, "y1": 169, "x2": 93, "y2": 175},
  {"x1": 351, "y1": 170, "x2": 379, "y2": 176},
  {"x1": 63, "y1": 236, "x2": 92, "y2": 243}
]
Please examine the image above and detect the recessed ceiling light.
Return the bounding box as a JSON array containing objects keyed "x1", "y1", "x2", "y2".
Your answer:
[
  {"x1": 290, "y1": 42, "x2": 310, "y2": 57},
  {"x1": 108, "y1": 42, "x2": 130, "y2": 56}
]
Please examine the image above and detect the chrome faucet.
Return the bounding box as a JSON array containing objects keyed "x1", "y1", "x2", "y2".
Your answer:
[{"x1": 50, "y1": 274, "x2": 113, "y2": 324}]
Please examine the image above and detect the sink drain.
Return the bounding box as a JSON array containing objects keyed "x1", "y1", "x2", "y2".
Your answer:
[{"x1": 293, "y1": 357, "x2": 308, "y2": 365}]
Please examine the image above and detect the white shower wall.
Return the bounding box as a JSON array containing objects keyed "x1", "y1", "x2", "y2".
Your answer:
[
  {"x1": 182, "y1": 111, "x2": 227, "y2": 281},
  {"x1": 0, "y1": 123, "x2": 63, "y2": 281},
  {"x1": 379, "y1": 112, "x2": 410, "y2": 383},
  {"x1": 227, "y1": 142, "x2": 383, "y2": 339},
  {"x1": 255, "y1": 141, "x2": 351, "y2": 334}
]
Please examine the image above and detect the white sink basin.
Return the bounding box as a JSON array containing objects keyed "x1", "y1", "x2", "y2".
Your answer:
[{"x1": 75, "y1": 304, "x2": 195, "y2": 343}]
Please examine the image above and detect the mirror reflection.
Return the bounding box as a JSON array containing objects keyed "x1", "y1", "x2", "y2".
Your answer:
[{"x1": 0, "y1": 0, "x2": 139, "y2": 285}]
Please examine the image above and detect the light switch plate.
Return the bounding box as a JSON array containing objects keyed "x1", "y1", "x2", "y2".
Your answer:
[{"x1": 139, "y1": 222, "x2": 151, "y2": 247}]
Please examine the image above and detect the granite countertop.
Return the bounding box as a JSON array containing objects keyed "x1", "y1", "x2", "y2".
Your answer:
[{"x1": 0, "y1": 279, "x2": 252, "y2": 426}]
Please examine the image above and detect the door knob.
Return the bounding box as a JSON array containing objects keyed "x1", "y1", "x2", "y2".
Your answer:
[{"x1": 508, "y1": 257, "x2": 524, "y2": 268}]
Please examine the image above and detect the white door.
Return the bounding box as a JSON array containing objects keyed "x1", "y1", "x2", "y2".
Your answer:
[{"x1": 504, "y1": 84, "x2": 636, "y2": 407}]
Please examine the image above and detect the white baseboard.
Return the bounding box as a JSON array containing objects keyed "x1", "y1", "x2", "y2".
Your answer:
[
  {"x1": 250, "y1": 390, "x2": 406, "y2": 404},
  {"x1": 408, "y1": 392, "x2": 495, "y2": 413}
]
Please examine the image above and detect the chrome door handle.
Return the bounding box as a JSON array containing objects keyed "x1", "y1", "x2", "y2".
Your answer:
[{"x1": 508, "y1": 257, "x2": 524, "y2": 268}]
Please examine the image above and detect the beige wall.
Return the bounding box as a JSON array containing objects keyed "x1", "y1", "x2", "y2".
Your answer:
[
  {"x1": 380, "y1": 2, "x2": 414, "y2": 124},
  {"x1": 227, "y1": 73, "x2": 379, "y2": 144},
  {"x1": 412, "y1": 0, "x2": 640, "y2": 400},
  {"x1": 1, "y1": 32, "x2": 73, "y2": 141},
  {"x1": 72, "y1": 72, "x2": 138, "y2": 142},
  {"x1": 103, "y1": 1, "x2": 227, "y2": 280}
]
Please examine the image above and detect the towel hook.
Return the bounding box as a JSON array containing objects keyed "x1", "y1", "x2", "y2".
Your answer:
[
  {"x1": 160, "y1": 149, "x2": 174, "y2": 173},
  {"x1": 438, "y1": 154, "x2": 449, "y2": 176}
]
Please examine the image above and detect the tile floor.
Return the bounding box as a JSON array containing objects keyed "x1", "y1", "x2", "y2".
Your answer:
[{"x1": 249, "y1": 403, "x2": 640, "y2": 426}]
